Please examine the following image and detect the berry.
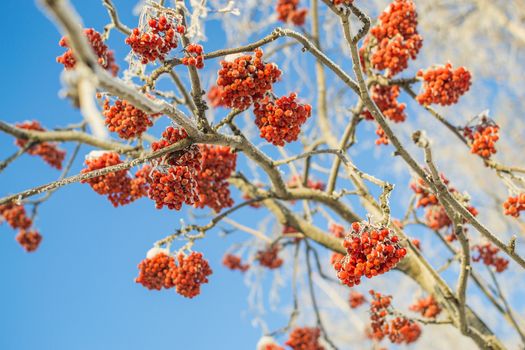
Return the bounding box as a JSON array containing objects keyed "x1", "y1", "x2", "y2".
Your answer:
[
  {"x1": 0, "y1": 203, "x2": 32, "y2": 230},
  {"x1": 276, "y1": 0, "x2": 308, "y2": 26},
  {"x1": 334, "y1": 222, "x2": 406, "y2": 287},
  {"x1": 349, "y1": 290, "x2": 366, "y2": 308},
  {"x1": 503, "y1": 194, "x2": 525, "y2": 217},
  {"x1": 416, "y1": 63, "x2": 472, "y2": 106},
  {"x1": 222, "y1": 254, "x2": 250, "y2": 272},
  {"x1": 57, "y1": 28, "x2": 119, "y2": 76},
  {"x1": 254, "y1": 93, "x2": 312, "y2": 146},
  {"x1": 194, "y1": 145, "x2": 237, "y2": 212},
  {"x1": 472, "y1": 243, "x2": 509, "y2": 273},
  {"x1": 285, "y1": 327, "x2": 325, "y2": 350},
  {"x1": 216, "y1": 49, "x2": 282, "y2": 110},
  {"x1": 167, "y1": 252, "x2": 213, "y2": 298},
  {"x1": 411, "y1": 238, "x2": 421, "y2": 250},
  {"x1": 16, "y1": 229, "x2": 42, "y2": 252},
  {"x1": 102, "y1": 99, "x2": 153, "y2": 139},
  {"x1": 126, "y1": 15, "x2": 180, "y2": 64},
  {"x1": 81, "y1": 152, "x2": 135, "y2": 207},
  {"x1": 256, "y1": 245, "x2": 284, "y2": 269},
  {"x1": 181, "y1": 44, "x2": 204, "y2": 69},
  {"x1": 15, "y1": 121, "x2": 66, "y2": 170},
  {"x1": 135, "y1": 250, "x2": 176, "y2": 290},
  {"x1": 409, "y1": 295, "x2": 441, "y2": 318},
  {"x1": 362, "y1": 85, "x2": 407, "y2": 123}
]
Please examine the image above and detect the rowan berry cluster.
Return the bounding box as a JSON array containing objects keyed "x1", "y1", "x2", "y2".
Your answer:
[
  {"x1": 363, "y1": 0, "x2": 422, "y2": 77},
  {"x1": 194, "y1": 145, "x2": 236, "y2": 212},
  {"x1": 256, "y1": 245, "x2": 284, "y2": 269},
  {"x1": 15, "y1": 121, "x2": 66, "y2": 170},
  {"x1": 363, "y1": 85, "x2": 407, "y2": 123},
  {"x1": 216, "y1": 49, "x2": 282, "y2": 110},
  {"x1": 170, "y1": 252, "x2": 213, "y2": 298},
  {"x1": 57, "y1": 28, "x2": 119, "y2": 76},
  {"x1": 222, "y1": 254, "x2": 250, "y2": 272},
  {"x1": 81, "y1": 152, "x2": 145, "y2": 207},
  {"x1": 207, "y1": 85, "x2": 226, "y2": 108},
  {"x1": 349, "y1": 290, "x2": 366, "y2": 309},
  {"x1": 254, "y1": 93, "x2": 312, "y2": 146},
  {"x1": 409, "y1": 295, "x2": 441, "y2": 318},
  {"x1": 0, "y1": 203, "x2": 32, "y2": 230},
  {"x1": 0, "y1": 203, "x2": 42, "y2": 252},
  {"x1": 276, "y1": 0, "x2": 308, "y2": 26},
  {"x1": 416, "y1": 63, "x2": 472, "y2": 106},
  {"x1": 463, "y1": 118, "x2": 500, "y2": 159},
  {"x1": 16, "y1": 229, "x2": 43, "y2": 253},
  {"x1": 182, "y1": 44, "x2": 204, "y2": 69},
  {"x1": 285, "y1": 327, "x2": 325, "y2": 350},
  {"x1": 334, "y1": 222, "x2": 407, "y2": 287},
  {"x1": 126, "y1": 15, "x2": 183, "y2": 64},
  {"x1": 472, "y1": 243, "x2": 509, "y2": 273},
  {"x1": 102, "y1": 99, "x2": 153, "y2": 139},
  {"x1": 503, "y1": 194, "x2": 525, "y2": 217},
  {"x1": 368, "y1": 290, "x2": 421, "y2": 344},
  {"x1": 136, "y1": 250, "x2": 212, "y2": 298}
]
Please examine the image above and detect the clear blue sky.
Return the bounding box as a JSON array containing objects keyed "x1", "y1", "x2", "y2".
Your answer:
[{"x1": 0, "y1": 1, "x2": 290, "y2": 349}]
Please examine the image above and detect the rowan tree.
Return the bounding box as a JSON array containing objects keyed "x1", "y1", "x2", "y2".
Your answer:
[{"x1": 1, "y1": 0, "x2": 525, "y2": 349}]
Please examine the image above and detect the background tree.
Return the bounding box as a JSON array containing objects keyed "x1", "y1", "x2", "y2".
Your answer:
[{"x1": 1, "y1": 0, "x2": 524, "y2": 349}]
